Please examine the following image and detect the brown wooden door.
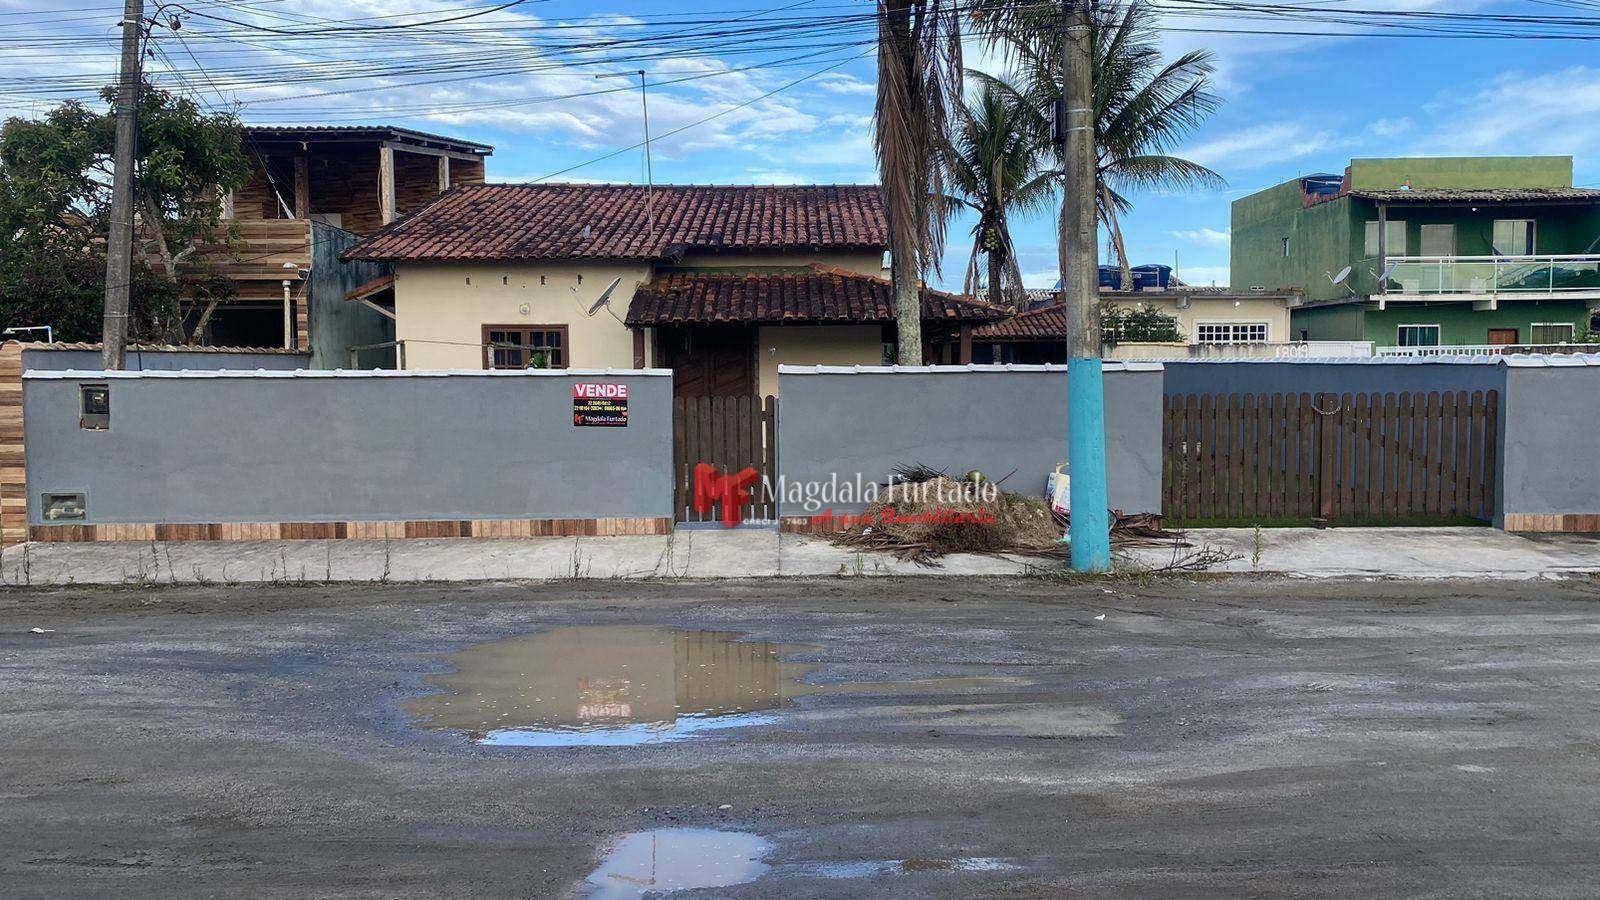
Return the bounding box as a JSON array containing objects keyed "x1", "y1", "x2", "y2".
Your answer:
[
  {"x1": 657, "y1": 326, "x2": 756, "y2": 397},
  {"x1": 1487, "y1": 328, "x2": 1519, "y2": 345}
]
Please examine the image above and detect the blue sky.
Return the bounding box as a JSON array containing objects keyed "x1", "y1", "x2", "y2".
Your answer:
[{"x1": 9, "y1": 0, "x2": 1600, "y2": 291}]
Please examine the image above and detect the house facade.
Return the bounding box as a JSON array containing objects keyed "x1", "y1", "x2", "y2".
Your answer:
[
  {"x1": 1232, "y1": 156, "x2": 1600, "y2": 352},
  {"x1": 342, "y1": 183, "x2": 1002, "y2": 395},
  {"x1": 973, "y1": 289, "x2": 1303, "y2": 363}
]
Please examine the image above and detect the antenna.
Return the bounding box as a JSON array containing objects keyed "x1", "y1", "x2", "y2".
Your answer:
[
  {"x1": 586, "y1": 277, "x2": 624, "y2": 316},
  {"x1": 595, "y1": 70, "x2": 654, "y2": 239}
]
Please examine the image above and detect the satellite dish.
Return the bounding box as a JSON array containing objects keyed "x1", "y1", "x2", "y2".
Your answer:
[
  {"x1": 1328, "y1": 265, "x2": 1353, "y2": 285},
  {"x1": 586, "y1": 276, "x2": 624, "y2": 316},
  {"x1": 1378, "y1": 261, "x2": 1399, "y2": 282}
]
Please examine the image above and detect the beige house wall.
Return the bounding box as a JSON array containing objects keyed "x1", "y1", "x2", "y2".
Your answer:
[
  {"x1": 755, "y1": 324, "x2": 884, "y2": 396},
  {"x1": 393, "y1": 261, "x2": 650, "y2": 370},
  {"x1": 1108, "y1": 295, "x2": 1294, "y2": 343},
  {"x1": 391, "y1": 251, "x2": 889, "y2": 372}
]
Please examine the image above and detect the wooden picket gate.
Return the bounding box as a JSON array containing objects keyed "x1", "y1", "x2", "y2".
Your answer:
[
  {"x1": 1163, "y1": 390, "x2": 1498, "y2": 525},
  {"x1": 672, "y1": 395, "x2": 778, "y2": 524}
]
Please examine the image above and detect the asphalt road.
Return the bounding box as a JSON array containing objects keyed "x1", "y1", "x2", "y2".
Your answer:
[{"x1": 3, "y1": 577, "x2": 1600, "y2": 898}]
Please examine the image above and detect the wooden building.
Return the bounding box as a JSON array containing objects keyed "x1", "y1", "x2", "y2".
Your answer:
[{"x1": 164, "y1": 125, "x2": 492, "y2": 353}]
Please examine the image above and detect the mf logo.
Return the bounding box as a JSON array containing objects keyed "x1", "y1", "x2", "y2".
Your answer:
[{"x1": 693, "y1": 463, "x2": 760, "y2": 527}]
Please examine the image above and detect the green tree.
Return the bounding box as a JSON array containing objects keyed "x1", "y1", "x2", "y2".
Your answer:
[
  {"x1": 875, "y1": 0, "x2": 964, "y2": 363},
  {"x1": 1100, "y1": 299, "x2": 1183, "y2": 345},
  {"x1": 941, "y1": 78, "x2": 1054, "y2": 309},
  {"x1": 968, "y1": 0, "x2": 1224, "y2": 290},
  {"x1": 0, "y1": 83, "x2": 247, "y2": 343}
]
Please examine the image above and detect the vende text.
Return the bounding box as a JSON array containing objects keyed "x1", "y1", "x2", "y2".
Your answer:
[{"x1": 572, "y1": 383, "x2": 629, "y2": 399}]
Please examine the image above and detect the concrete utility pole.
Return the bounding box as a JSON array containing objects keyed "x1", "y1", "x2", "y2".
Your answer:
[
  {"x1": 1058, "y1": 0, "x2": 1111, "y2": 571},
  {"x1": 101, "y1": 0, "x2": 144, "y2": 370}
]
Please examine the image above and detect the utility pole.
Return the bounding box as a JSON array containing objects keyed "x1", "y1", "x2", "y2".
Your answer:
[
  {"x1": 101, "y1": 0, "x2": 144, "y2": 371},
  {"x1": 1058, "y1": 0, "x2": 1111, "y2": 572},
  {"x1": 594, "y1": 70, "x2": 655, "y2": 237}
]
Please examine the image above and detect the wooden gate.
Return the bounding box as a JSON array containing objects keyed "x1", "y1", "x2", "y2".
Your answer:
[
  {"x1": 1163, "y1": 390, "x2": 1498, "y2": 525},
  {"x1": 672, "y1": 395, "x2": 778, "y2": 524}
]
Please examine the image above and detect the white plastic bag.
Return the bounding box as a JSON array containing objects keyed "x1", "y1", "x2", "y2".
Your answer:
[{"x1": 1047, "y1": 463, "x2": 1070, "y2": 516}]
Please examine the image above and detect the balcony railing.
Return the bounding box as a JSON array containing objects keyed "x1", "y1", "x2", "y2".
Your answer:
[
  {"x1": 1375, "y1": 343, "x2": 1600, "y2": 358},
  {"x1": 1381, "y1": 254, "x2": 1600, "y2": 295}
]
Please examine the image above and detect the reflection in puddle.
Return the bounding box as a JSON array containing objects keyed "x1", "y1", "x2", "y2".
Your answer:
[
  {"x1": 407, "y1": 626, "x2": 1010, "y2": 747},
  {"x1": 798, "y1": 857, "x2": 1019, "y2": 878},
  {"x1": 584, "y1": 828, "x2": 770, "y2": 899}
]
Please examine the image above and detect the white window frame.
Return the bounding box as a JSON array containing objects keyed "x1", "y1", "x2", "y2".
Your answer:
[
  {"x1": 1195, "y1": 321, "x2": 1271, "y2": 344},
  {"x1": 1364, "y1": 220, "x2": 1407, "y2": 258},
  {"x1": 1492, "y1": 218, "x2": 1536, "y2": 256},
  {"x1": 1396, "y1": 323, "x2": 1442, "y2": 347},
  {"x1": 1529, "y1": 322, "x2": 1575, "y2": 344}
]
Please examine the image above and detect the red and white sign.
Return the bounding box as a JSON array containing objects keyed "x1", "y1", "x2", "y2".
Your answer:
[{"x1": 573, "y1": 382, "x2": 629, "y2": 399}]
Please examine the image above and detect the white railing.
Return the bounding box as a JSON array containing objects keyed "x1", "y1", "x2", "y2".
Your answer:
[
  {"x1": 1375, "y1": 343, "x2": 1600, "y2": 358},
  {"x1": 1382, "y1": 254, "x2": 1600, "y2": 295}
]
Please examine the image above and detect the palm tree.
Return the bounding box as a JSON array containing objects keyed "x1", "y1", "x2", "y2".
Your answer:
[
  {"x1": 968, "y1": 0, "x2": 1224, "y2": 290},
  {"x1": 874, "y1": 0, "x2": 963, "y2": 363},
  {"x1": 941, "y1": 78, "x2": 1054, "y2": 309}
]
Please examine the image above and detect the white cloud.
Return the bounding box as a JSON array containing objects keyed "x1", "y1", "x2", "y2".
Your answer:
[
  {"x1": 1406, "y1": 66, "x2": 1600, "y2": 157},
  {"x1": 1169, "y1": 227, "x2": 1230, "y2": 248},
  {"x1": 1181, "y1": 123, "x2": 1340, "y2": 171},
  {"x1": 1370, "y1": 117, "x2": 1413, "y2": 139},
  {"x1": 1177, "y1": 265, "x2": 1230, "y2": 288},
  {"x1": 813, "y1": 73, "x2": 875, "y2": 96}
]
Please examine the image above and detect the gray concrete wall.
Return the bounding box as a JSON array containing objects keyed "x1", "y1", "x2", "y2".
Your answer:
[
  {"x1": 22, "y1": 347, "x2": 308, "y2": 372},
  {"x1": 775, "y1": 365, "x2": 1164, "y2": 516},
  {"x1": 1500, "y1": 364, "x2": 1600, "y2": 522},
  {"x1": 23, "y1": 371, "x2": 673, "y2": 524},
  {"x1": 1163, "y1": 359, "x2": 1508, "y2": 398},
  {"x1": 309, "y1": 222, "x2": 395, "y2": 370}
]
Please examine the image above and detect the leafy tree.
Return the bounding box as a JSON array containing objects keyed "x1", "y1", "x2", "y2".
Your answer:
[
  {"x1": 0, "y1": 83, "x2": 247, "y2": 343},
  {"x1": 875, "y1": 0, "x2": 964, "y2": 363},
  {"x1": 1100, "y1": 299, "x2": 1183, "y2": 345},
  {"x1": 941, "y1": 78, "x2": 1054, "y2": 309},
  {"x1": 968, "y1": 0, "x2": 1224, "y2": 289}
]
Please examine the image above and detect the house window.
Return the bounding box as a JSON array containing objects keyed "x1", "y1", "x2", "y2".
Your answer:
[
  {"x1": 1492, "y1": 219, "x2": 1536, "y2": 256},
  {"x1": 1420, "y1": 224, "x2": 1456, "y2": 257},
  {"x1": 79, "y1": 384, "x2": 109, "y2": 430},
  {"x1": 1396, "y1": 324, "x2": 1441, "y2": 347},
  {"x1": 1281, "y1": 237, "x2": 1290, "y2": 257},
  {"x1": 1530, "y1": 322, "x2": 1575, "y2": 344},
  {"x1": 1364, "y1": 220, "x2": 1407, "y2": 258},
  {"x1": 482, "y1": 325, "x2": 568, "y2": 369},
  {"x1": 1196, "y1": 323, "x2": 1269, "y2": 344}
]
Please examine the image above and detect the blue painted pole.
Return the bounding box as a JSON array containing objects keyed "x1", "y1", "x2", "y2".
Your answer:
[
  {"x1": 1059, "y1": 0, "x2": 1111, "y2": 572},
  {"x1": 1067, "y1": 358, "x2": 1112, "y2": 571}
]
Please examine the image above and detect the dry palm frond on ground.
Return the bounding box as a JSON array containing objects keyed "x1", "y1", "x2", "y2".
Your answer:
[{"x1": 830, "y1": 471, "x2": 1184, "y2": 565}]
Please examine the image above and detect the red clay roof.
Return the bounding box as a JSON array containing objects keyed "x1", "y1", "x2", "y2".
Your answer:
[
  {"x1": 625, "y1": 267, "x2": 1005, "y2": 326},
  {"x1": 344, "y1": 183, "x2": 888, "y2": 261},
  {"x1": 971, "y1": 304, "x2": 1070, "y2": 340}
]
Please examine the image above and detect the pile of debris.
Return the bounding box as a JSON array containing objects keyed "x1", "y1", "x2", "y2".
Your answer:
[{"x1": 830, "y1": 465, "x2": 1182, "y2": 565}]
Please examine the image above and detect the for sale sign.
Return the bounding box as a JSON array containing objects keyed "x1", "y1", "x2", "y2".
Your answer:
[{"x1": 572, "y1": 382, "x2": 628, "y2": 427}]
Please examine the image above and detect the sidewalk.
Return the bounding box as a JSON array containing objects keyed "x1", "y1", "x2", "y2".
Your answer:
[{"x1": 2, "y1": 526, "x2": 1597, "y2": 586}]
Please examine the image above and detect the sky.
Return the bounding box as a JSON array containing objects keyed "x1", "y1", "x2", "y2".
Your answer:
[{"x1": 6, "y1": 0, "x2": 1600, "y2": 292}]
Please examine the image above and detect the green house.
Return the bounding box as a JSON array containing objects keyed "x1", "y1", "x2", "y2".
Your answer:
[{"x1": 1231, "y1": 157, "x2": 1600, "y2": 351}]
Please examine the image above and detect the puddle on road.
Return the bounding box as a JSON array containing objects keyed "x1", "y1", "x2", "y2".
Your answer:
[
  {"x1": 796, "y1": 856, "x2": 1019, "y2": 879},
  {"x1": 583, "y1": 828, "x2": 770, "y2": 899},
  {"x1": 406, "y1": 625, "x2": 1011, "y2": 746}
]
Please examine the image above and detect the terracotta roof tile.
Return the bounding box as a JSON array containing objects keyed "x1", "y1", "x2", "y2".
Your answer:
[
  {"x1": 971, "y1": 304, "x2": 1070, "y2": 340},
  {"x1": 345, "y1": 183, "x2": 888, "y2": 261},
  {"x1": 625, "y1": 267, "x2": 1005, "y2": 325},
  {"x1": 1350, "y1": 187, "x2": 1600, "y2": 203}
]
